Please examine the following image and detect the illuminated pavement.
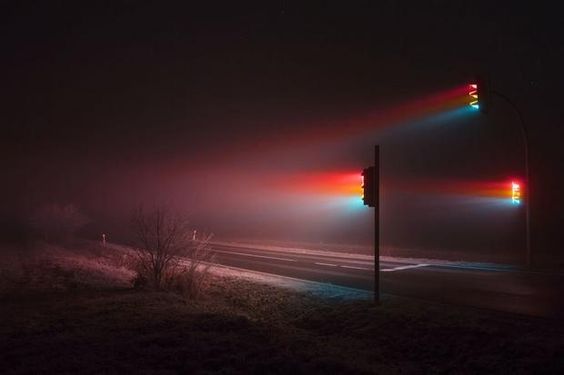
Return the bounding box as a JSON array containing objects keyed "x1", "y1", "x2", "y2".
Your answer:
[{"x1": 209, "y1": 242, "x2": 564, "y2": 318}]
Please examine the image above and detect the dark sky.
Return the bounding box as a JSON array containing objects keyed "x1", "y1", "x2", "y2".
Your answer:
[{"x1": 2, "y1": 2, "x2": 563, "y2": 263}]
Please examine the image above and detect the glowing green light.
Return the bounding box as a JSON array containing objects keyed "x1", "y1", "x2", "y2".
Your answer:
[
  {"x1": 512, "y1": 182, "x2": 521, "y2": 204},
  {"x1": 469, "y1": 84, "x2": 479, "y2": 109}
]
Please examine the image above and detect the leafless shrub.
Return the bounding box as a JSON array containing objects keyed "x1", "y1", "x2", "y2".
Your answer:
[
  {"x1": 29, "y1": 203, "x2": 89, "y2": 244},
  {"x1": 171, "y1": 233, "x2": 215, "y2": 300},
  {"x1": 131, "y1": 206, "x2": 214, "y2": 297}
]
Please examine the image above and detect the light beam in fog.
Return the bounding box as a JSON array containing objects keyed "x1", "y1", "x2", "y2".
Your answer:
[
  {"x1": 223, "y1": 85, "x2": 477, "y2": 159},
  {"x1": 269, "y1": 171, "x2": 363, "y2": 198},
  {"x1": 391, "y1": 178, "x2": 525, "y2": 206}
]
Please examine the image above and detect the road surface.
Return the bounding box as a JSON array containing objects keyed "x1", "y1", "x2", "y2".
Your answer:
[{"x1": 209, "y1": 242, "x2": 564, "y2": 318}]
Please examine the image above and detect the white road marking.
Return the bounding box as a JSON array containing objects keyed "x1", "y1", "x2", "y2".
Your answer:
[
  {"x1": 381, "y1": 264, "x2": 429, "y2": 272},
  {"x1": 214, "y1": 250, "x2": 297, "y2": 262},
  {"x1": 214, "y1": 247, "x2": 429, "y2": 272},
  {"x1": 315, "y1": 262, "x2": 338, "y2": 267},
  {"x1": 341, "y1": 265, "x2": 372, "y2": 270}
]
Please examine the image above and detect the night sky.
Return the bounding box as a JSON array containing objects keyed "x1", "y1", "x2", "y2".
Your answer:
[{"x1": 2, "y1": 2, "x2": 563, "y2": 264}]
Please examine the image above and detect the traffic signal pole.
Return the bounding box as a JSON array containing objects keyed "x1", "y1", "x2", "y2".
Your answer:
[
  {"x1": 474, "y1": 78, "x2": 531, "y2": 270},
  {"x1": 361, "y1": 148, "x2": 381, "y2": 302},
  {"x1": 490, "y1": 90, "x2": 531, "y2": 270},
  {"x1": 374, "y1": 145, "x2": 380, "y2": 303}
]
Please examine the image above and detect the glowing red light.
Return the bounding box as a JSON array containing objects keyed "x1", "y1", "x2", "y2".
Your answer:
[
  {"x1": 271, "y1": 171, "x2": 364, "y2": 197},
  {"x1": 511, "y1": 181, "x2": 521, "y2": 204},
  {"x1": 469, "y1": 84, "x2": 479, "y2": 109}
]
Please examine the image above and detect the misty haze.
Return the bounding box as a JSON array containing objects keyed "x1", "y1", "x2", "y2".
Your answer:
[{"x1": 1, "y1": 2, "x2": 563, "y2": 374}]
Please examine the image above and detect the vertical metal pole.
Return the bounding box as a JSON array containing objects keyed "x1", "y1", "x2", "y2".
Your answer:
[
  {"x1": 491, "y1": 91, "x2": 531, "y2": 269},
  {"x1": 374, "y1": 145, "x2": 380, "y2": 303},
  {"x1": 524, "y1": 137, "x2": 531, "y2": 270}
]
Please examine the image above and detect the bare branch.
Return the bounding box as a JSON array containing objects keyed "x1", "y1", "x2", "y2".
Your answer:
[{"x1": 129, "y1": 204, "x2": 216, "y2": 298}]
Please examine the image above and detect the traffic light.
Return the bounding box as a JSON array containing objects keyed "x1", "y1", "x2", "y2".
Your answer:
[
  {"x1": 468, "y1": 84, "x2": 479, "y2": 110},
  {"x1": 361, "y1": 166, "x2": 376, "y2": 207},
  {"x1": 511, "y1": 181, "x2": 521, "y2": 205},
  {"x1": 468, "y1": 77, "x2": 490, "y2": 113}
]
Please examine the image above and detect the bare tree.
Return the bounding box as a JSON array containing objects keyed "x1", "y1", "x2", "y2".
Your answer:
[{"x1": 131, "y1": 206, "x2": 214, "y2": 293}]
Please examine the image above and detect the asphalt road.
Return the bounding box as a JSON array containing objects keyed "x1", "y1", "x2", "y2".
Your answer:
[{"x1": 210, "y1": 242, "x2": 564, "y2": 318}]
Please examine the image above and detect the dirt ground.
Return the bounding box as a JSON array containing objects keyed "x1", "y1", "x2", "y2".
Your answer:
[
  {"x1": 0, "y1": 243, "x2": 563, "y2": 374},
  {"x1": 1, "y1": 281, "x2": 563, "y2": 373}
]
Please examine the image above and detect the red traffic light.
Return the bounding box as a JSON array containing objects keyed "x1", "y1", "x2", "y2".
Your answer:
[
  {"x1": 511, "y1": 181, "x2": 521, "y2": 205},
  {"x1": 468, "y1": 77, "x2": 489, "y2": 113},
  {"x1": 468, "y1": 84, "x2": 479, "y2": 110},
  {"x1": 361, "y1": 167, "x2": 376, "y2": 207}
]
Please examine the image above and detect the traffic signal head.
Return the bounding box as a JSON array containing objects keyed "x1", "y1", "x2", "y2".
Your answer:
[
  {"x1": 468, "y1": 77, "x2": 490, "y2": 113},
  {"x1": 361, "y1": 167, "x2": 376, "y2": 207},
  {"x1": 511, "y1": 181, "x2": 521, "y2": 205},
  {"x1": 468, "y1": 84, "x2": 479, "y2": 110}
]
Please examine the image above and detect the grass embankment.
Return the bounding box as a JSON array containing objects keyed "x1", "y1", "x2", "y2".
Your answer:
[{"x1": 0, "y1": 243, "x2": 563, "y2": 374}]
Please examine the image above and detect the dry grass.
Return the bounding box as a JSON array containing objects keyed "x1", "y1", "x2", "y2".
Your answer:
[
  {"x1": 0, "y1": 243, "x2": 563, "y2": 374},
  {"x1": 0, "y1": 241, "x2": 134, "y2": 293}
]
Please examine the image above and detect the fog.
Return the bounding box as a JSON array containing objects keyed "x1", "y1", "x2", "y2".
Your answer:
[
  {"x1": 2, "y1": 94, "x2": 525, "y2": 262},
  {"x1": 2, "y1": 2, "x2": 562, "y2": 266}
]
